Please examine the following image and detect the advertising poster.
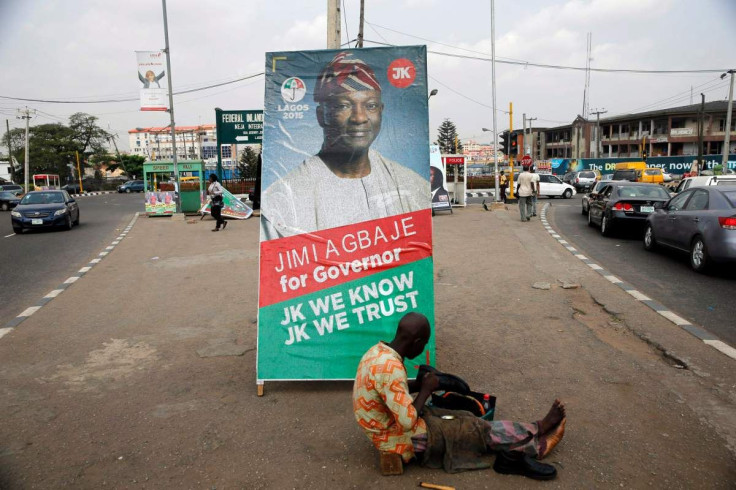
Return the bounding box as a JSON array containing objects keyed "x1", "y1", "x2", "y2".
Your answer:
[
  {"x1": 258, "y1": 46, "x2": 434, "y2": 381},
  {"x1": 136, "y1": 51, "x2": 167, "y2": 111},
  {"x1": 430, "y1": 144, "x2": 451, "y2": 210},
  {"x1": 145, "y1": 191, "x2": 175, "y2": 215},
  {"x1": 200, "y1": 187, "x2": 254, "y2": 219}
]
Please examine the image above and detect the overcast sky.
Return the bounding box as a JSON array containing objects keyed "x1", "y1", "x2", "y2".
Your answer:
[{"x1": 1, "y1": 0, "x2": 734, "y2": 151}]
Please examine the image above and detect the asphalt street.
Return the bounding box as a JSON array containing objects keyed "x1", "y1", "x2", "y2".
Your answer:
[
  {"x1": 547, "y1": 194, "x2": 736, "y2": 345},
  {"x1": 0, "y1": 193, "x2": 142, "y2": 323}
]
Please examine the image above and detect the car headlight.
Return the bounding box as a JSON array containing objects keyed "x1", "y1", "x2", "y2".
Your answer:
[
  {"x1": 11, "y1": 210, "x2": 21, "y2": 217},
  {"x1": 54, "y1": 208, "x2": 67, "y2": 216}
]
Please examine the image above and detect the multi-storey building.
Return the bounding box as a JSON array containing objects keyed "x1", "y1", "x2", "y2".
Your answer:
[{"x1": 535, "y1": 101, "x2": 736, "y2": 160}]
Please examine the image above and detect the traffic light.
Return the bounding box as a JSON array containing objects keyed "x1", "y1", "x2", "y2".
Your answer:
[
  {"x1": 510, "y1": 134, "x2": 519, "y2": 157},
  {"x1": 499, "y1": 131, "x2": 510, "y2": 155}
]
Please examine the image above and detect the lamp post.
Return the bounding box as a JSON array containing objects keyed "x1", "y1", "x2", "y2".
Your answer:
[{"x1": 488, "y1": 0, "x2": 500, "y2": 203}]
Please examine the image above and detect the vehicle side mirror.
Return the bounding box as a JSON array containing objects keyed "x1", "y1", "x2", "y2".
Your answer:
[
  {"x1": 654, "y1": 201, "x2": 664, "y2": 209},
  {"x1": 68, "y1": 198, "x2": 75, "y2": 203}
]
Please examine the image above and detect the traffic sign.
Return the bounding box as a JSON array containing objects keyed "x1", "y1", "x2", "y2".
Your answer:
[
  {"x1": 215, "y1": 109, "x2": 263, "y2": 145},
  {"x1": 521, "y1": 154, "x2": 532, "y2": 166}
]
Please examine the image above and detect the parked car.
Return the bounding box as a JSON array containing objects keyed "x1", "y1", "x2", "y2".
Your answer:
[
  {"x1": 644, "y1": 185, "x2": 736, "y2": 272},
  {"x1": 600, "y1": 174, "x2": 614, "y2": 182},
  {"x1": 674, "y1": 175, "x2": 736, "y2": 193},
  {"x1": 612, "y1": 169, "x2": 637, "y2": 181},
  {"x1": 581, "y1": 181, "x2": 608, "y2": 215},
  {"x1": 562, "y1": 172, "x2": 576, "y2": 186},
  {"x1": 61, "y1": 183, "x2": 83, "y2": 194},
  {"x1": 117, "y1": 180, "x2": 144, "y2": 193},
  {"x1": 662, "y1": 172, "x2": 673, "y2": 183},
  {"x1": 0, "y1": 184, "x2": 23, "y2": 196},
  {"x1": 10, "y1": 190, "x2": 80, "y2": 233},
  {"x1": 571, "y1": 170, "x2": 597, "y2": 192},
  {"x1": 587, "y1": 182, "x2": 671, "y2": 236},
  {"x1": 637, "y1": 167, "x2": 664, "y2": 184},
  {"x1": 508, "y1": 173, "x2": 576, "y2": 199},
  {"x1": 0, "y1": 191, "x2": 21, "y2": 211}
]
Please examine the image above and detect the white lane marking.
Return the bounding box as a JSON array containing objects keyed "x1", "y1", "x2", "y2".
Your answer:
[
  {"x1": 78, "y1": 267, "x2": 92, "y2": 273},
  {"x1": 588, "y1": 263, "x2": 604, "y2": 270},
  {"x1": 18, "y1": 306, "x2": 41, "y2": 317},
  {"x1": 626, "y1": 290, "x2": 651, "y2": 301},
  {"x1": 90, "y1": 258, "x2": 101, "y2": 264},
  {"x1": 659, "y1": 310, "x2": 691, "y2": 326},
  {"x1": 112, "y1": 241, "x2": 120, "y2": 245},
  {"x1": 63, "y1": 277, "x2": 79, "y2": 284},
  {"x1": 106, "y1": 246, "x2": 114, "y2": 250},
  {"x1": 604, "y1": 275, "x2": 622, "y2": 284},
  {"x1": 574, "y1": 254, "x2": 588, "y2": 260},
  {"x1": 559, "y1": 239, "x2": 569, "y2": 244},
  {"x1": 44, "y1": 289, "x2": 64, "y2": 299},
  {"x1": 704, "y1": 340, "x2": 736, "y2": 360},
  {"x1": 4, "y1": 233, "x2": 15, "y2": 238},
  {"x1": 0, "y1": 328, "x2": 13, "y2": 339},
  {"x1": 99, "y1": 251, "x2": 108, "y2": 256}
]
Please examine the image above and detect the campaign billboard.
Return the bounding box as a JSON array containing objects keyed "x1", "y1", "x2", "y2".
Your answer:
[
  {"x1": 136, "y1": 51, "x2": 167, "y2": 111},
  {"x1": 258, "y1": 46, "x2": 434, "y2": 381}
]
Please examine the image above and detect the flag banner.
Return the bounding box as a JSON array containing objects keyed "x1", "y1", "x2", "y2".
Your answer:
[
  {"x1": 430, "y1": 144, "x2": 451, "y2": 210},
  {"x1": 258, "y1": 46, "x2": 433, "y2": 381},
  {"x1": 200, "y1": 187, "x2": 253, "y2": 219},
  {"x1": 137, "y1": 51, "x2": 167, "y2": 111}
]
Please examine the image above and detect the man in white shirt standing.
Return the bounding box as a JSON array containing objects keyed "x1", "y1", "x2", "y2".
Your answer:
[{"x1": 515, "y1": 166, "x2": 535, "y2": 222}]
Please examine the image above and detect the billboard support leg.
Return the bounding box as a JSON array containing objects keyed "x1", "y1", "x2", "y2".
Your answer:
[{"x1": 257, "y1": 381, "x2": 264, "y2": 397}]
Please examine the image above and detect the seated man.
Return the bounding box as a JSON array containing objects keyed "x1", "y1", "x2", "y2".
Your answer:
[{"x1": 353, "y1": 312, "x2": 566, "y2": 472}]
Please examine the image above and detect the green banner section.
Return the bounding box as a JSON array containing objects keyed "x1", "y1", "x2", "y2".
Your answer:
[{"x1": 257, "y1": 258, "x2": 435, "y2": 380}]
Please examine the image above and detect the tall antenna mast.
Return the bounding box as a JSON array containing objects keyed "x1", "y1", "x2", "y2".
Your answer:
[{"x1": 582, "y1": 32, "x2": 592, "y2": 119}]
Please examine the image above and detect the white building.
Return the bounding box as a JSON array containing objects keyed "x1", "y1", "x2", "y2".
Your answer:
[{"x1": 128, "y1": 124, "x2": 238, "y2": 169}]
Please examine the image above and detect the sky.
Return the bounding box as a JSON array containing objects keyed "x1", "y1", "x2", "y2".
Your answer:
[{"x1": 1, "y1": 0, "x2": 735, "y2": 151}]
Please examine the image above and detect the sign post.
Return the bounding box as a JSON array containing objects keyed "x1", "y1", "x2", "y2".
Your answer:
[{"x1": 215, "y1": 109, "x2": 264, "y2": 179}]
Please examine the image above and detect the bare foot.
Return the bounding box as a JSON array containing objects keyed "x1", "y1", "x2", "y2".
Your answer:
[
  {"x1": 538, "y1": 399, "x2": 566, "y2": 434},
  {"x1": 539, "y1": 418, "x2": 566, "y2": 459}
]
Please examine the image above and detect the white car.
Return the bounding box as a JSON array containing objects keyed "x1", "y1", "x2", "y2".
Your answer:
[{"x1": 507, "y1": 174, "x2": 576, "y2": 199}]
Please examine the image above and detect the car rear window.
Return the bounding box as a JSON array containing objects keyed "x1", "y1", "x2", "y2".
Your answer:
[
  {"x1": 580, "y1": 171, "x2": 595, "y2": 178},
  {"x1": 613, "y1": 170, "x2": 636, "y2": 180},
  {"x1": 616, "y1": 186, "x2": 670, "y2": 199},
  {"x1": 645, "y1": 169, "x2": 662, "y2": 175},
  {"x1": 721, "y1": 190, "x2": 736, "y2": 207}
]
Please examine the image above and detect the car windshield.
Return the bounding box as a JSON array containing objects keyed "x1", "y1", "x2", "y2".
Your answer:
[
  {"x1": 721, "y1": 190, "x2": 736, "y2": 207},
  {"x1": 549, "y1": 176, "x2": 562, "y2": 184},
  {"x1": 20, "y1": 192, "x2": 65, "y2": 204},
  {"x1": 645, "y1": 169, "x2": 661, "y2": 175},
  {"x1": 0, "y1": 191, "x2": 16, "y2": 199},
  {"x1": 616, "y1": 186, "x2": 670, "y2": 199}
]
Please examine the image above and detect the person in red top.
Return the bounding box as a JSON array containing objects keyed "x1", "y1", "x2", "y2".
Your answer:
[{"x1": 353, "y1": 313, "x2": 567, "y2": 469}]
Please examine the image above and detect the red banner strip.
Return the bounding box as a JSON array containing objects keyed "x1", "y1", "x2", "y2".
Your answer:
[{"x1": 259, "y1": 210, "x2": 432, "y2": 307}]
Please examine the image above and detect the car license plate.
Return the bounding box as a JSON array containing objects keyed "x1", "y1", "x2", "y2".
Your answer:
[
  {"x1": 640, "y1": 206, "x2": 654, "y2": 213},
  {"x1": 31, "y1": 219, "x2": 43, "y2": 225}
]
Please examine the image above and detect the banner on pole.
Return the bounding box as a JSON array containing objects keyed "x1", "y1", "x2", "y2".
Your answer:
[
  {"x1": 430, "y1": 144, "x2": 451, "y2": 210},
  {"x1": 258, "y1": 46, "x2": 434, "y2": 381},
  {"x1": 136, "y1": 51, "x2": 167, "y2": 111}
]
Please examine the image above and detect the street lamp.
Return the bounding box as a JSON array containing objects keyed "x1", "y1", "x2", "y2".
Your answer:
[{"x1": 428, "y1": 88, "x2": 438, "y2": 101}]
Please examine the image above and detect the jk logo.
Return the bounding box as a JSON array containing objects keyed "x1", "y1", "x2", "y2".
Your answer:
[{"x1": 391, "y1": 67, "x2": 411, "y2": 79}]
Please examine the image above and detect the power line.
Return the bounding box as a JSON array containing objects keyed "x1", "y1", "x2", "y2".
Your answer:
[{"x1": 0, "y1": 72, "x2": 264, "y2": 105}]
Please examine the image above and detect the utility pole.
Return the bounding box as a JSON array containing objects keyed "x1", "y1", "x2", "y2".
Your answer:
[
  {"x1": 357, "y1": 0, "x2": 365, "y2": 48},
  {"x1": 161, "y1": 0, "x2": 181, "y2": 212},
  {"x1": 522, "y1": 113, "x2": 527, "y2": 155},
  {"x1": 490, "y1": 0, "x2": 500, "y2": 203},
  {"x1": 527, "y1": 117, "x2": 537, "y2": 160},
  {"x1": 5, "y1": 119, "x2": 17, "y2": 184},
  {"x1": 721, "y1": 69, "x2": 735, "y2": 173},
  {"x1": 698, "y1": 94, "x2": 704, "y2": 176},
  {"x1": 327, "y1": 0, "x2": 341, "y2": 49},
  {"x1": 591, "y1": 109, "x2": 607, "y2": 158},
  {"x1": 16, "y1": 107, "x2": 34, "y2": 193},
  {"x1": 108, "y1": 134, "x2": 125, "y2": 176}
]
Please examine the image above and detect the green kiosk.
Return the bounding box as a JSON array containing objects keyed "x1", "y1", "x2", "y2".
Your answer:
[{"x1": 142, "y1": 160, "x2": 206, "y2": 216}]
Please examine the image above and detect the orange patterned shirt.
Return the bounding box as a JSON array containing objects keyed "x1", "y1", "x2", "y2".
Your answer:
[{"x1": 353, "y1": 342, "x2": 427, "y2": 462}]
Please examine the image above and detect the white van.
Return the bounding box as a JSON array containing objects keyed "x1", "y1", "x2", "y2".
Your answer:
[{"x1": 674, "y1": 175, "x2": 736, "y2": 193}]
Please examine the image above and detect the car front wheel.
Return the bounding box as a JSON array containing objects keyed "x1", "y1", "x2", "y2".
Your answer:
[
  {"x1": 581, "y1": 201, "x2": 588, "y2": 215},
  {"x1": 643, "y1": 224, "x2": 657, "y2": 251},
  {"x1": 600, "y1": 214, "x2": 613, "y2": 236},
  {"x1": 563, "y1": 189, "x2": 572, "y2": 199},
  {"x1": 12, "y1": 226, "x2": 22, "y2": 234},
  {"x1": 690, "y1": 236, "x2": 710, "y2": 273},
  {"x1": 65, "y1": 215, "x2": 73, "y2": 230},
  {"x1": 126, "y1": 188, "x2": 131, "y2": 193},
  {"x1": 1, "y1": 203, "x2": 8, "y2": 211}
]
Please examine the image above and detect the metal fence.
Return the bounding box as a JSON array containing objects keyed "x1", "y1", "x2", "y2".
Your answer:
[{"x1": 222, "y1": 177, "x2": 256, "y2": 195}]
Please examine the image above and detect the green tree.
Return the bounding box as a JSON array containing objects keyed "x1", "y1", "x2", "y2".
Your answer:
[
  {"x1": 119, "y1": 154, "x2": 146, "y2": 179},
  {"x1": 238, "y1": 146, "x2": 260, "y2": 178},
  {"x1": 436, "y1": 118, "x2": 463, "y2": 154}
]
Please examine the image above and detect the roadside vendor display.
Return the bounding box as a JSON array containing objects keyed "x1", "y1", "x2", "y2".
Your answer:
[
  {"x1": 256, "y1": 46, "x2": 434, "y2": 392},
  {"x1": 142, "y1": 160, "x2": 205, "y2": 216}
]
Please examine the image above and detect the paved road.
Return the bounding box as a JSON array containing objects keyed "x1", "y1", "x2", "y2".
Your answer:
[
  {"x1": 547, "y1": 194, "x2": 736, "y2": 345},
  {"x1": 0, "y1": 193, "x2": 142, "y2": 323}
]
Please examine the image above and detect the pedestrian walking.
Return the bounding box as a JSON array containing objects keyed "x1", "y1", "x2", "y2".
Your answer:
[
  {"x1": 529, "y1": 166, "x2": 540, "y2": 217},
  {"x1": 207, "y1": 174, "x2": 227, "y2": 232},
  {"x1": 499, "y1": 170, "x2": 508, "y2": 203},
  {"x1": 515, "y1": 166, "x2": 535, "y2": 221}
]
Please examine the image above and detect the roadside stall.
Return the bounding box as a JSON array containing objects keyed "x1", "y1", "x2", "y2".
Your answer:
[
  {"x1": 142, "y1": 160, "x2": 205, "y2": 216},
  {"x1": 441, "y1": 154, "x2": 467, "y2": 207}
]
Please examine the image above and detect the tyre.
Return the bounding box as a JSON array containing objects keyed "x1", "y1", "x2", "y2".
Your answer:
[
  {"x1": 12, "y1": 226, "x2": 22, "y2": 234},
  {"x1": 126, "y1": 188, "x2": 131, "y2": 193},
  {"x1": 689, "y1": 236, "x2": 710, "y2": 273},
  {"x1": 563, "y1": 189, "x2": 572, "y2": 199},
  {"x1": 588, "y1": 209, "x2": 595, "y2": 227},
  {"x1": 643, "y1": 224, "x2": 657, "y2": 251},
  {"x1": 73, "y1": 211, "x2": 80, "y2": 226},
  {"x1": 65, "y1": 215, "x2": 73, "y2": 230},
  {"x1": 600, "y1": 214, "x2": 613, "y2": 236},
  {"x1": 581, "y1": 202, "x2": 587, "y2": 215},
  {"x1": 1, "y1": 202, "x2": 8, "y2": 211}
]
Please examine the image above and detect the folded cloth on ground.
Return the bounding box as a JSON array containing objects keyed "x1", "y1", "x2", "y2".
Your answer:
[{"x1": 420, "y1": 406, "x2": 491, "y2": 473}]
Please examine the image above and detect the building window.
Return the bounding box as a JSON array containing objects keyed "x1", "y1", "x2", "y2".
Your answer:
[
  {"x1": 719, "y1": 119, "x2": 736, "y2": 132},
  {"x1": 671, "y1": 118, "x2": 687, "y2": 129},
  {"x1": 202, "y1": 145, "x2": 218, "y2": 159},
  {"x1": 221, "y1": 145, "x2": 232, "y2": 159}
]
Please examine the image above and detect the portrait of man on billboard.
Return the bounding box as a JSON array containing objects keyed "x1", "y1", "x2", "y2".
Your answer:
[{"x1": 261, "y1": 50, "x2": 429, "y2": 240}]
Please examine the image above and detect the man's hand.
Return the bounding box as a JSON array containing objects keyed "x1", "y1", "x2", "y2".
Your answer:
[{"x1": 421, "y1": 372, "x2": 440, "y2": 393}]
